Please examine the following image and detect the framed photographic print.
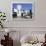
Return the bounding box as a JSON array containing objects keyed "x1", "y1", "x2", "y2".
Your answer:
[{"x1": 11, "y1": 1, "x2": 35, "y2": 21}]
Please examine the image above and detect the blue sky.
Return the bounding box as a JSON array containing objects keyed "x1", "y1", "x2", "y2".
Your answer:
[{"x1": 12, "y1": 3, "x2": 32, "y2": 11}]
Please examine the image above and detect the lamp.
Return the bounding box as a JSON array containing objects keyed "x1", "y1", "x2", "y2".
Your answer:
[
  {"x1": 5, "y1": 29, "x2": 10, "y2": 37},
  {"x1": 5, "y1": 29, "x2": 9, "y2": 33}
]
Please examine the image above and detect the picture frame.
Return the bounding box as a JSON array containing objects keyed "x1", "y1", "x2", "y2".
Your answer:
[{"x1": 10, "y1": 1, "x2": 35, "y2": 21}]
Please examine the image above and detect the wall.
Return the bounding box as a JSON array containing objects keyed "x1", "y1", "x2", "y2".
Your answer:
[
  {"x1": 0, "y1": 0, "x2": 46, "y2": 29},
  {"x1": 0, "y1": 0, "x2": 46, "y2": 46}
]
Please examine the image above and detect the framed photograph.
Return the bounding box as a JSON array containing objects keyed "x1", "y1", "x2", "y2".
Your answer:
[{"x1": 11, "y1": 1, "x2": 35, "y2": 21}]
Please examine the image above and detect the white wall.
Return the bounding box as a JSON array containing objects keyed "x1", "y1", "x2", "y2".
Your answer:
[
  {"x1": 0, "y1": 0, "x2": 46, "y2": 31},
  {"x1": 0, "y1": 1, "x2": 46, "y2": 46}
]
